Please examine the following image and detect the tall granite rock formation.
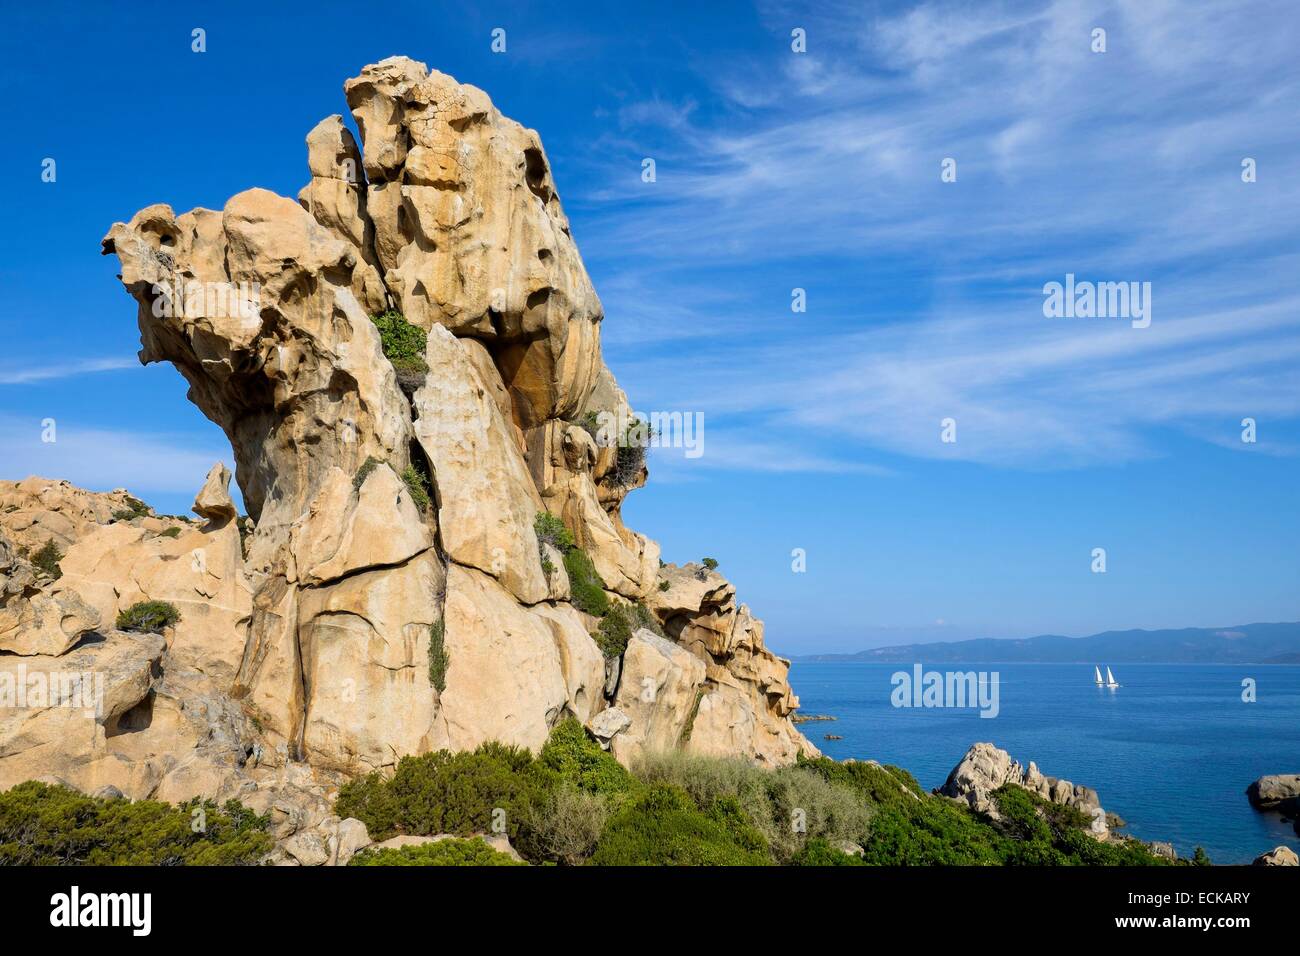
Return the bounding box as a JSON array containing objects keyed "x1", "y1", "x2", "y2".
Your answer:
[{"x1": 0, "y1": 57, "x2": 812, "y2": 815}]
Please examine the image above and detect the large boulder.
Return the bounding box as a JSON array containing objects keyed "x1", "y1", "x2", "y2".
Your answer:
[
  {"x1": 1246, "y1": 774, "x2": 1300, "y2": 813},
  {"x1": 608, "y1": 629, "x2": 707, "y2": 764},
  {"x1": 1253, "y1": 845, "x2": 1298, "y2": 866},
  {"x1": 940, "y1": 742, "x2": 1109, "y2": 839}
]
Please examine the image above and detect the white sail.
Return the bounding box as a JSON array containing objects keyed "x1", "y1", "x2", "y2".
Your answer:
[
  {"x1": 1105, "y1": 666, "x2": 1118, "y2": 687},
  {"x1": 1094, "y1": 666, "x2": 1103, "y2": 684}
]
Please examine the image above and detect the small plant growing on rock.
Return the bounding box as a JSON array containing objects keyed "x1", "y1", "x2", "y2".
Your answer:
[
  {"x1": 116, "y1": 600, "x2": 181, "y2": 634},
  {"x1": 401, "y1": 463, "x2": 432, "y2": 512},
  {"x1": 608, "y1": 418, "x2": 652, "y2": 488},
  {"x1": 111, "y1": 495, "x2": 151, "y2": 522},
  {"x1": 371, "y1": 310, "x2": 428, "y2": 390},
  {"x1": 534, "y1": 511, "x2": 575, "y2": 575},
  {"x1": 353, "y1": 456, "x2": 382, "y2": 490},
  {"x1": 428, "y1": 619, "x2": 449, "y2": 693},
  {"x1": 564, "y1": 547, "x2": 609, "y2": 617},
  {"x1": 159, "y1": 526, "x2": 181, "y2": 539},
  {"x1": 31, "y1": 539, "x2": 62, "y2": 580},
  {"x1": 701, "y1": 557, "x2": 718, "y2": 571},
  {"x1": 658, "y1": 580, "x2": 670, "y2": 592},
  {"x1": 594, "y1": 601, "x2": 663, "y2": 657}
]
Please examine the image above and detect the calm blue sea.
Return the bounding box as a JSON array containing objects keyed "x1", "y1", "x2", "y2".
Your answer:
[{"x1": 788, "y1": 662, "x2": 1300, "y2": 864}]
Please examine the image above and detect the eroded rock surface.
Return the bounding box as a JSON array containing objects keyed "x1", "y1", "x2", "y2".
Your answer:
[
  {"x1": 0, "y1": 58, "x2": 814, "y2": 842},
  {"x1": 940, "y1": 742, "x2": 1110, "y2": 839}
]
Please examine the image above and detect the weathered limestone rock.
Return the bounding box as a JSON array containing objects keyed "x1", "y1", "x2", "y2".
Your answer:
[
  {"x1": 192, "y1": 462, "x2": 238, "y2": 524},
  {"x1": 412, "y1": 326, "x2": 547, "y2": 604},
  {"x1": 0, "y1": 531, "x2": 36, "y2": 605},
  {"x1": 58, "y1": 518, "x2": 249, "y2": 681},
  {"x1": 531, "y1": 602, "x2": 606, "y2": 724},
  {"x1": 436, "y1": 565, "x2": 568, "y2": 752},
  {"x1": 609, "y1": 630, "x2": 707, "y2": 764},
  {"x1": 586, "y1": 706, "x2": 630, "y2": 749},
  {"x1": 1246, "y1": 774, "x2": 1300, "y2": 813},
  {"x1": 1253, "y1": 845, "x2": 1298, "y2": 866},
  {"x1": 73, "y1": 57, "x2": 816, "y2": 783},
  {"x1": 0, "y1": 478, "x2": 153, "y2": 553},
  {"x1": 297, "y1": 549, "x2": 444, "y2": 772},
  {"x1": 940, "y1": 742, "x2": 1109, "y2": 839},
  {"x1": 342, "y1": 57, "x2": 604, "y2": 430},
  {"x1": 0, "y1": 587, "x2": 99, "y2": 657}
]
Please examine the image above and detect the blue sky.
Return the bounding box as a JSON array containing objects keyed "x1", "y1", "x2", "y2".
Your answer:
[{"x1": 1, "y1": 0, "x2": 1296, "y2": 653}]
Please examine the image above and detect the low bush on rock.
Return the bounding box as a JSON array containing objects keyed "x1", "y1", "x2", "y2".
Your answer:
[
  {"x1": 370, "y1": 310, "x2": 428, "y2": 389},
  {"x1": 111, "y1": 495, "x2": 151, "y2": 522},
  {"x1": 115, "y1": 600, "x2": 181, "y2": 634},
  {"x1": 562, "y1": 546, "x2": 608, "y2": 617},
  {"x1": 31, "y1": 539, "x2": 62, "y2": 580},
  {"x1": 400, "y1": 463, "x2": 432, "y2": 511},
  {"x1": 594, "y1": 600, "x2": 662, "y2": 657},
  {"x1": 353, "y1": 456, "x2": 382, "y2": 490},
  {"x1": 0, "y1": 782, "x2": 271, "y2": 865},
  {"x1": 348, "y1": 837, "x2": 524, "y2": 867}
]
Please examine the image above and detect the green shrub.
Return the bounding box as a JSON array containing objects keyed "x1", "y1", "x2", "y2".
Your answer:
[
  {"x1": 111, "y1": 495, "x2": 151, "y2": 522},
  {"x1": 594, "y1": 601, "x2": 663, "y2": 657},
  {"x1": 524, "y1": 784, "x2": 609, "y2": 866},
  {"x1": 537, "y1": 719, "x2": 635, "y2": 799},
  {"x1": 658, "y1": 580, "x2": 671, "y2": 591},
  {"x1": 353, "y1": 456, "x2": 382, "y2": 490},
  {"x1": 0, "y1": 781, "x2": 271, "y2": 865},
  {"x1": 534, "y1": 511, "x2": 575, "y2": 553},
  {"x1": 589, "y1": 783, "x2": 772, "y2": 866},
  {"x1": 701, "y1": 557, "x2": 719, "y2": 571},
  {"x1": 115, "y1": 600, "x2": 181, "y2": 634},
  {"x1": 563, "y1": 547, "x2": 609, "y2": 617},
  {"x1": 334, "y1": 742, "x2": 552, "y2": 845},
  {"x1": 633, "y1": 752, "x2": 870, "y2": 863},
  {"x1": 428, "y1": 619, "x2": 449, "y2": 692},
  {"x1": 159, "y1": 526, "x2": 181, "y2": 539},
  {"x1": 371, "y1": 311, "x2": 427, "y2": 364},
  {"x1": 401, "y1": 463, "x2": 431, "y2": 511},
  {"x1": 348, "y1": 836, "x2": 524, "y2": 867},
  {"x1": 31, "y1": 539, "x2": 62, "y2": 580}
]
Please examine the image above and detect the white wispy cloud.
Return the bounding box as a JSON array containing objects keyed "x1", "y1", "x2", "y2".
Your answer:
[
  {"x1": 0, "y1": 357, "x2": 138, "y2": 385},
  {"x1": 583, "y1": 0, "x2": 1300, "y2": 472},
  {"x1": 0, "y1": 414, "x2": 230, "y2": 497}
]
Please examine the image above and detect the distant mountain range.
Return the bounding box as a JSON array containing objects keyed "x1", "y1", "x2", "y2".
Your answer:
[{"x1": 795, "y1": 623, "x2": 1300, "y2": 664}]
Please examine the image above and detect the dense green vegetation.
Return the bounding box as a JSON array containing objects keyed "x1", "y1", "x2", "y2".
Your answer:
[
  {"x1": 0, "y1": 782, "x2": 271, "y2": 865},
  {"x1": 115, "y1": 600, "x2": 181, "y2": 634},
  {"x1": 333, "y1": 720, "x2": 1182, "y2": 867},
  {"x1": 349, "y1": 837, "x2": 524, "y2": 866},
  {"x1": 31, "y1": 538, "x2": 62, "y2": 580},
  {"x1": 370, "y1": 310, "x2": 428, "y2": 387}
]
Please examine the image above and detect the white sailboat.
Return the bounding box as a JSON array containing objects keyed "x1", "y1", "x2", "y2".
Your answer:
[
  {"x1": 1094, "y1": 665, "x2": 1103, "y2": 685},
  {"x1": 1105, "y1": 666, "x2": 1120, "y2": 688}
]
